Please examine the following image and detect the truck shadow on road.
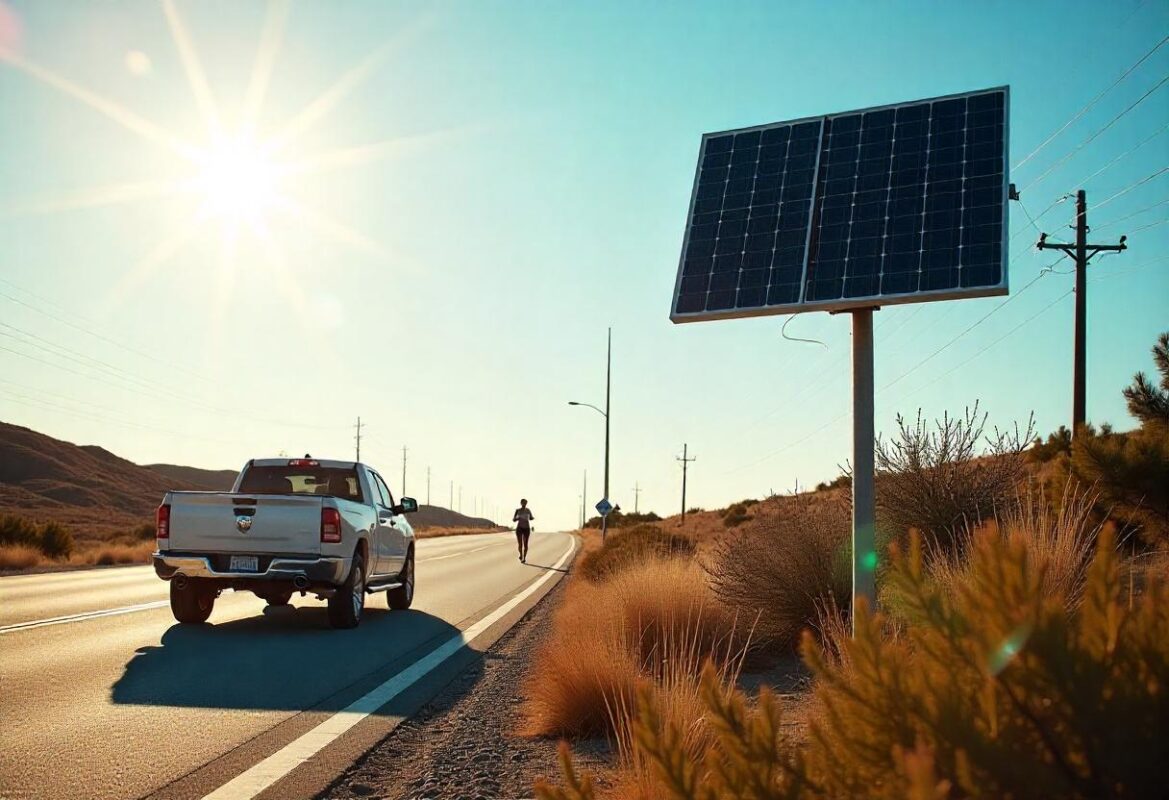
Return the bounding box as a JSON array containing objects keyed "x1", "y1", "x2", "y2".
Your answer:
[{"x1": 110, "y1": 604, "x2": 462, "y2": 713}]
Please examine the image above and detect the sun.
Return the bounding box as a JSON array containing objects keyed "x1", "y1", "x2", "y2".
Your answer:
[{"x1": 192, "y1": 135, "x2": 279, "y2": 222}]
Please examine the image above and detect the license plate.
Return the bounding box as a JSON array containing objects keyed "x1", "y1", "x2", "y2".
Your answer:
[{"x1": 229, "y1": 555, "x2": 259, "y2": 572}]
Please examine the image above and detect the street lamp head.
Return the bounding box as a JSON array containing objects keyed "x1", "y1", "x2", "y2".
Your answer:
[{"x1": 568, "y1": 401, "x2": 580, "y2": 406}]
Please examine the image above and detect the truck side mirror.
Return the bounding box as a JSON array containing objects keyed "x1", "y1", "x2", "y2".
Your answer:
[{"x1": 395, "y1": 497, "x2": 419, "y2": 514}]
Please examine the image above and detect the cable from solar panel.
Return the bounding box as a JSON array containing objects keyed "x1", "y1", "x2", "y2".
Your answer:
[
  {"x1": 1021, "y1": 72, "x2": 1169, "y2": 194},
  {"x1": 1013, "y1": 33, "x2": 1168, "y2": 171}
]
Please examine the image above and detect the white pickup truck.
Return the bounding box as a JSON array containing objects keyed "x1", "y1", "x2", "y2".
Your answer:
[{"x1": 153, "y1": 457, "x2": 418, "y2": 629}]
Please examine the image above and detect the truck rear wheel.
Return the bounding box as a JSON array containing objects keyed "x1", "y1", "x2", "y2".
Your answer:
[
  {"x1": 171, "y1": 579, "x2": 215, "y2": 624},
  {"x1": 264, "y1": 591, "x2": 292, "y2": 607},
  {"x1": 387, "y1": 548, "x2": 414, "y2": 610},
  {"x1": 327, "y1": 551, "x2": 365, "y2": 629}
]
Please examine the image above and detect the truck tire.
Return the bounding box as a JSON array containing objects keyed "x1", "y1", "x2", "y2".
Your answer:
[
  {"x1": 387, "y1": 548, "x2": 414, "y2": 610},
  {"x1": 328, "y1": 551, "x2": 365, "y2": 629},
  {"x1": 264, "y1": 591, "x2": 292, "y2": 607},
  {"x1": 171, "y1": 579, "x2": 215, "y2": 624}
]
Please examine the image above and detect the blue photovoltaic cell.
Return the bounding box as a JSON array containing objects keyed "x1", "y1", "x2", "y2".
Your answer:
[{"x1": 673, "y1": 88, "x2": 1007, "y2": 319}]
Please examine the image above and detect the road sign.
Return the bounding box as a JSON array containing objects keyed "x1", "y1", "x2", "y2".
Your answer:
[{"x1": 595, "y1": 498, "x2": 613, "y2": 517}]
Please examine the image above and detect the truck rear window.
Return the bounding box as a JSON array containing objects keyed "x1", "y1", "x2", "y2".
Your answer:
[{"x1": 237, "y1": 466, "x2": 364, "y2": 502}]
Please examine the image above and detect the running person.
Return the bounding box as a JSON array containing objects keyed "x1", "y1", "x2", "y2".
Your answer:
[{"x1": 513, "y1": 499, "x2": 534, "y2": 562}]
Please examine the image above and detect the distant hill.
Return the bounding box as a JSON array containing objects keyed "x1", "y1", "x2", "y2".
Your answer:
[
  {"x1": 409, "y1": 504, "x2": 499, "y2": 530},
  {"x1": 145, "y1": 464, "x2": 238, "y2": 492},
  {"x1": 0, "y1": 422, "x2": 499, "y2": 540}
]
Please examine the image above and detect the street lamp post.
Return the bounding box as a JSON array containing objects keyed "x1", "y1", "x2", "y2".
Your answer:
[{"x1": 570, "y1": 328, "x2": 612, "y2": 540}]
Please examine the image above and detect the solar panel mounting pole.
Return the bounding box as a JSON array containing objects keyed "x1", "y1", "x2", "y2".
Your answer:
[{"x1": 851, "y1": 308, "x2": 877, "y2": 629}]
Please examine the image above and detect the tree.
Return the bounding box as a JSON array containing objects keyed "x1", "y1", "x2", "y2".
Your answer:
[{"x1": 1123, "y1": 331, "x2": 1169, "y2": 432}]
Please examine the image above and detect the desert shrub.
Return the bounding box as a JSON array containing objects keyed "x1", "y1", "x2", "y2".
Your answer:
[
  {"x1": 543, "y1": 526, "x2": 1169, "y2": 800},
  {"x1": 0, "y1": 544, "x2": 43, "y2": 570},
  {"x1": 37, "y1": 521, "x2": 74, "y2": 559},
  {"x1": 578, "y1": 525, "x2": 695, "y2": 583},
  {"x1": 873, "y1": 403, "x2": 1033, "y2": 551},
  {"x1": 686, "y1": 507, "x2": 704, "y2": 515},
  {"x1": 583, "y1": 510, "x2": 663, "y2": 530},
  {"x1": 1030, "y1": 424, "x2": 1073, "y2": 463},
  {"x1": 132, "y1": 522, "x2": 156, "y2": 541},
  {"x1": 1064, "y1": 425, "x2": 1169, "y2": 547},
  {"x1": 0, "y1": 514, "x2": 40, "y2": 547},
  {"x1": 707, "y1": 495, "x2": 850, "y2": 649},
  {"x1": 721, "y1": 503, "x2": 751, "y2": 528},
  {"x1": 814, "y1": 474, "x2": 851, "y2": 492},
  {"x1": 901, "y1": 486, "x2": 1103, "y2": 624},
  {"x1": 523, "y1": 557, "x2": 740, "y2": 740}
]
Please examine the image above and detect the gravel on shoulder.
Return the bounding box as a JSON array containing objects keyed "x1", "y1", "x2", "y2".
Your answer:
[{"x1": 318, "y1": 578, "x2": 613, "y2": 800}]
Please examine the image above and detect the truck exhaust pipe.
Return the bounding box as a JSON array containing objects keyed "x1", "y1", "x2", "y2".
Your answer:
[
  {"x1": 173, "y1": 574, "x2": 189, "y2": 591},
  {"x1": 293, "y1": 575, "x2": 309, "y2": 590}
]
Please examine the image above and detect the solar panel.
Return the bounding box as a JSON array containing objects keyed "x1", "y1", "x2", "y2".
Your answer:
[{"x1": 671, "y1": 87, "x2": 1009, "y2": 322}]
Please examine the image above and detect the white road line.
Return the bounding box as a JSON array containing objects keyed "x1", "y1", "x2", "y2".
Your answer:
[
  {"x1": 202, "y1": 536, "x2": 577, "y2": 800},
  {"x1": 0, "y1": 600, "x2": 169, "y2": 634},
  {"x1": 417, "y1": 542, "x2": 505, "y2": 563}
]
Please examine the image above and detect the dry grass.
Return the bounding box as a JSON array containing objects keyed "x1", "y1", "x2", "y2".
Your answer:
[
  {"x1": 706, "y1": 494, "x2": 851, "y2": 651},
  {"x1": 922, "y1": 485, "x2": 1103, "y2": 613},
  {"x1": 79, "y1": 540, "x2": 156, "y2": 567},
  {"x1": 0, "y1": 544, "x2": 44, "y2": 570},
  {"x1": 415, "y1": 526, "x2": 506, "y2": 538},
  {"x1": 523, "y1": 556, "x2": 743, "y2": 740}
]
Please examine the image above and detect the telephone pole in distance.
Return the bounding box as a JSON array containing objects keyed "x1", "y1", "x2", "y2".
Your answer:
[
  {"x1": 353, "y1": 417, "x2": 362, "y2": 461},
  {"x1": 1037, "y1": 189, "x2": 1127, "y2": 437},
  {"x1": 677, "y1": 444, "x2": 696, "y2": 524}
]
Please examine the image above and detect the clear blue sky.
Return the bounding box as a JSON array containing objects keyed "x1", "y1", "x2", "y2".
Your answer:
[{"x1": 1, "y1": 0, "x2": 1166, "y2": 530}]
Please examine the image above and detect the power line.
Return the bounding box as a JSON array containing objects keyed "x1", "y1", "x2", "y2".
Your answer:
[
  {"x1": 1022, "y1": 72, "x2": 1169, "y2": 193},
  {"x1": 1093, "y1": 197, "x2": 1169, "y2": 230},
  {"x1": 1094, "y1": 166, "x2": 1169, "y2": 211},
  {"x1": 1128, "y1": 217, "x2": 1169, "y2": 234},
  {"x1": 1013, "y1": 33, "x2": 1169, "y2": 171}
]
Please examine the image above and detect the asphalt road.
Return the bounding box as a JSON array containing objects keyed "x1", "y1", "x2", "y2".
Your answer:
[{"x1": 0, "y1": 530, "x2": 576, "y2": 800}]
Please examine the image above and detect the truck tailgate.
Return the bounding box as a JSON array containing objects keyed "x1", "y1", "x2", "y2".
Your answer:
[{"x1": 167, "y1": 492, "x2": 324, "y2": 554}]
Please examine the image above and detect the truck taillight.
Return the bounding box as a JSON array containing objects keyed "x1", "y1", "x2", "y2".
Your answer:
[
  {"x1": 156, "y1": 503, "x2": 171, "y2": 539},
  {"x1": 321, "y1": 507, "x2": 342, "y2": 543}
]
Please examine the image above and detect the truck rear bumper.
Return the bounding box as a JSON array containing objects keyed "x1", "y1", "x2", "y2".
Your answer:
[{"x1": 153, "y1": 552, "x2": 351, "y2": 587}]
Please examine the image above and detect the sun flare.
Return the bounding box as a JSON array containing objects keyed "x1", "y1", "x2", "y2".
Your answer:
[{"x1": 193, "y1": 136, "x2": 279, "y2": 221}]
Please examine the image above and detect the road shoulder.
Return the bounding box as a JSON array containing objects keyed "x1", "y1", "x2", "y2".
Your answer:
[{"x1": 318, "y1": 574, "x2": 614, "y2": 800}]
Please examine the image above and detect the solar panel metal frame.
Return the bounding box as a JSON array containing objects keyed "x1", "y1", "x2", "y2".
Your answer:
[{"x1": 670, "y1": 86, "x2": 1010, "y2": 324}]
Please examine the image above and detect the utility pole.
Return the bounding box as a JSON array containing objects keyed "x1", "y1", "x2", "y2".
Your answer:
[
  {"x1": 603, "y1": 327, "x2": 612, "y2": 541},
  {"x1": 401, "y1": 446, "x2": 408, "y2": 496},
  {"x1": 677, "y1": 444, "x2": 696, "y2": 523},
  {"x1": 582, "y1": 470, "x2": 587, "y2": 529},
  {"x1": 353, "y1": 417, "x2": 362, "y2": 461},
  {"x1": 1037, "y1": 189, "x2": 1127, "y2": 438},
  {"x1": 632, "y1": 481, "x2": 642, "y2": 514},
  {"x1": 449, "y1": 480, "x2": 454, "y2": 510},
  {"x1": 458, "y1": 485, "x2": 462, "y2": 513},
  {"x1": 427, "y1": 467, "x2": 431, "y2": 506}
]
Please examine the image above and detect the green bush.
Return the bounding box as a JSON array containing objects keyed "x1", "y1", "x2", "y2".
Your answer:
[
  {"x1": 542, "y1": 527, "x2": 1169, "y2": 800},
  {"x1": 1030, "y1": 424, "x2": 1073, "y2": 463},
  {"x1": 37, "y1": 521, "x2": 74, "y2": 559},
  {"x1": 578, "y1": 525, "x2": 695, "y2": 583},
  {"x1": 583, "y1": 510, "x2": 663, "y2": 529},
  {"x1": 0, "y1": 514, "x2": 40, "y2": 547},
  {"x1": 1066, "y1": 425, "x2": 1169, "y2": 547}
]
